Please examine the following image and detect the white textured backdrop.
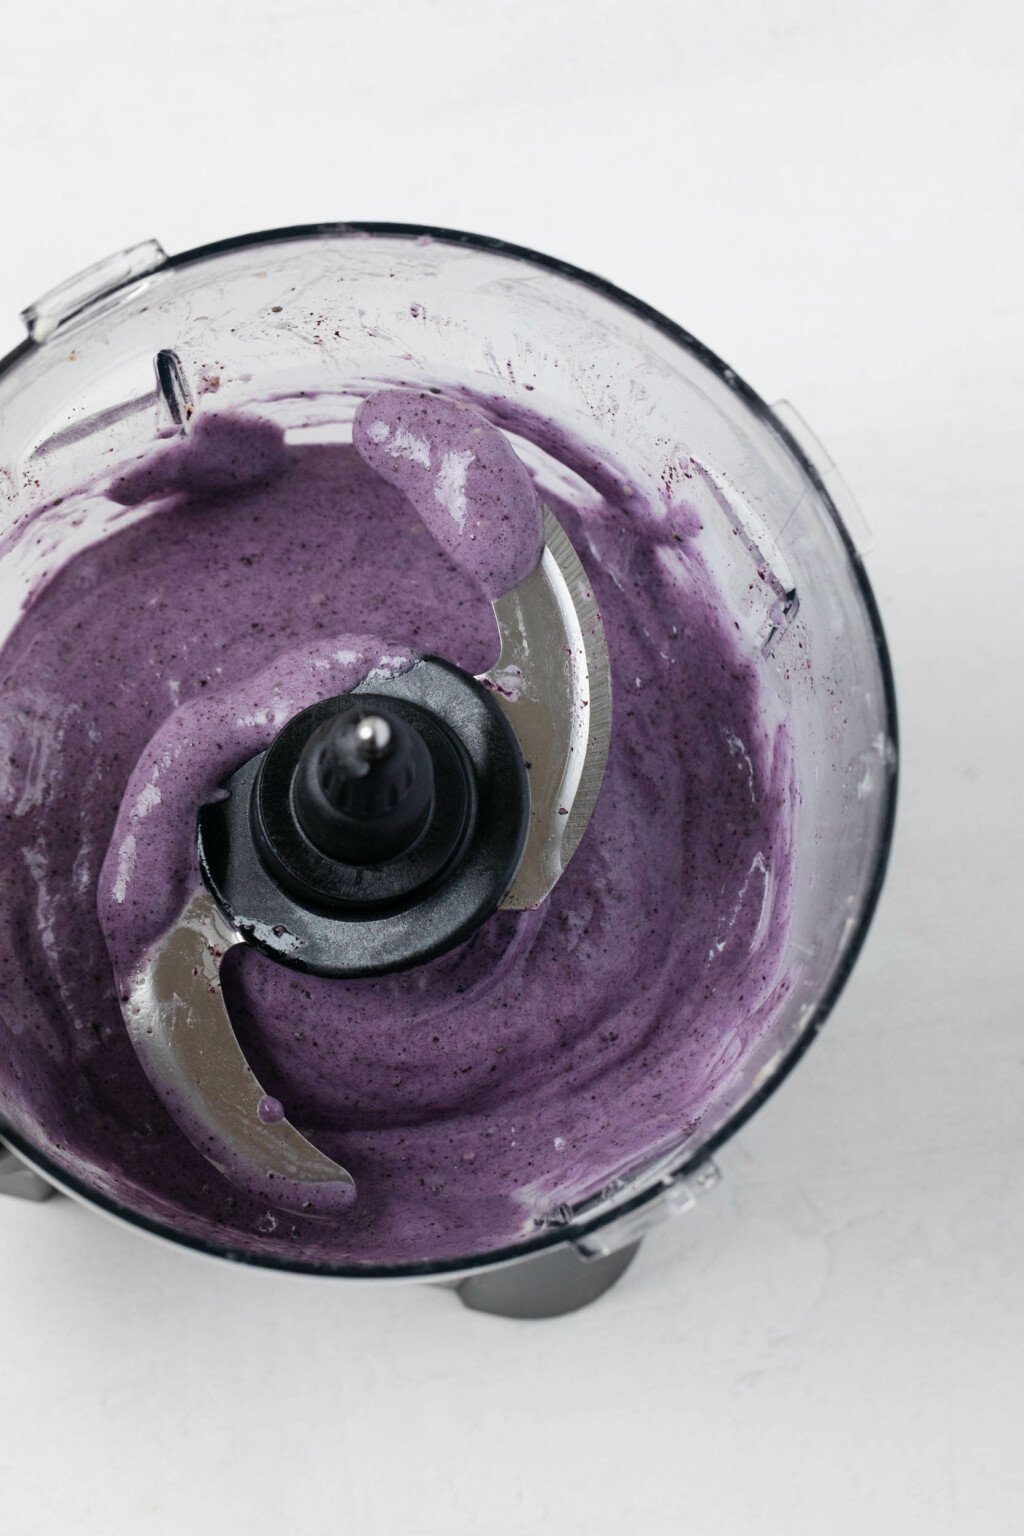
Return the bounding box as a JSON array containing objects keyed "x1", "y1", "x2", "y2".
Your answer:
[{"x1": 1, "y1": 2, "x2": 1021, "y2": 1532}]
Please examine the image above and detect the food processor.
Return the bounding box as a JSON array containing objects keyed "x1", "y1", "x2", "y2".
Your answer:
[{"x1": 0, "y1": 225, "x2": 897, "y2": 1317}]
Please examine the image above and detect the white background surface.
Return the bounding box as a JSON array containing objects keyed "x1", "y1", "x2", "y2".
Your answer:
[{"x1": 1, "y1": 3, "x2": 1021, "y2": 1533}]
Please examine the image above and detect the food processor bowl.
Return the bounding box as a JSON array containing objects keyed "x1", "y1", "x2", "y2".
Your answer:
[{"x1": 0, "y1": 226, "x2": 896, "y2": 1313}]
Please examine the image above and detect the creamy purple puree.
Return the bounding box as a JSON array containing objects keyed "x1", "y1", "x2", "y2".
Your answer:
[
  {"x1": 0, "y1": 396, "x2": 795, "y2": 1266},
  {"x1": 352, "y1": 389, "x2": 544, "y2": 599}
]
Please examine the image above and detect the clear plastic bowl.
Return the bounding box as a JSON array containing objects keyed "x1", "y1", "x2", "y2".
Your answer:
[{"x1": 0, "y1": 225, "x2": 897, "y2": 1280}]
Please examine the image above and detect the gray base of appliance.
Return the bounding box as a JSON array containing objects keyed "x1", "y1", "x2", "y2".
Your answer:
[
  {"x1": 0, "y1": 1139, "x2": 641, "y2": 1317},
  {"x1": 451, "y1": 1240, "x2": 641, "y2": 1317},
  {"x1": 0, "y1": 1144, "x2": 54, "y2": 1203}
]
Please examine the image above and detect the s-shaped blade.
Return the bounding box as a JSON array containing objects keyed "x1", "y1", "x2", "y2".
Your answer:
[
  {"x1": 124, "y1": 888, "x2": 356, "y2": 1216},
  {"x1": 119, "y1": 509, "x2": 609, "y2": 1213},
  {"x1": 481, "y1": 507, "x2": 612, "y2": 910}
]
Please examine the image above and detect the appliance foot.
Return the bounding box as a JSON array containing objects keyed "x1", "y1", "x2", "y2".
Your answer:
[
  {"x1": 453, "y1": 1240, "x2": 641, "y2": 1319},
  {"x1": 0, "y1": 1142, "x2": 56, "y2": 1203}
]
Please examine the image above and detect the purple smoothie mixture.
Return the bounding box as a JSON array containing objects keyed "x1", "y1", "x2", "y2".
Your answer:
[
  {"x1": 0, "y1": 395, "x2": 795, "y2": 1267},
  {"x1": 352, "y1": 389, "x2": 544, "y2": 599}
]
